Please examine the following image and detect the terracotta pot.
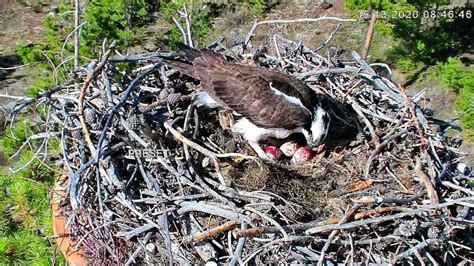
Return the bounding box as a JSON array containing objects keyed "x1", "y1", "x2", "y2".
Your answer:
[{"x1": 52, "y1": 174, "x2": 88, "y2": 265}]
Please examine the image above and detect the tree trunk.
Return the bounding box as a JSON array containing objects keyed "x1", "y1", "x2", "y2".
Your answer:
[{"x1": 361, "y1": 9, "x2": 377, "y2": 59}]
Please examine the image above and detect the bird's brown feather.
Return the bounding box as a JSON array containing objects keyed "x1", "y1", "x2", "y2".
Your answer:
[{"x1": 167, "y1": 48, "x2": 318, "y2": 129}]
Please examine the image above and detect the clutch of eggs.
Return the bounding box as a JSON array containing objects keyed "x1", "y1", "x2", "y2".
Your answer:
[{"x1": 264, "y1": 141, "x2": 314, "y2": 163}]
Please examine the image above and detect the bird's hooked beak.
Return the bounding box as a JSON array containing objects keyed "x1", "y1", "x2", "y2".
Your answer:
[
  {"x1": 301, "y1": 129, "x2": 327, "y2": 154},
  {"x1": 306, "y1": 106, "x2": 330, "y2": 149},
  {"x1": 301, "y1": 128, "x2": 313, "y2": 147}
]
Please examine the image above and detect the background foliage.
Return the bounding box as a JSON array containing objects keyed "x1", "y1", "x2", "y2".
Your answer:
[
  {"x1": 0, "y1": 117, "x2": 63, "y2": 264},
  {"x1": 346, "y1": 0, "x2": 474, "y2": 139},
  {"x1": 429, "y1": 58, "x2": 474, "y2": 138}
]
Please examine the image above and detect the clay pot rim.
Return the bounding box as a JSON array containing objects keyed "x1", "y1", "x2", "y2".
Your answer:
[{"x1": 52, "y1": 173, "x2": 88, "y2": 265}]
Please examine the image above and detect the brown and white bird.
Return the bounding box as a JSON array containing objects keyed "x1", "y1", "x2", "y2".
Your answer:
[{"x1": 164, "y1": 44, "x2": 330, "y2": 160}]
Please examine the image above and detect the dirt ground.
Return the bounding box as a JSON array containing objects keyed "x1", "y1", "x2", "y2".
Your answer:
[{"x1": 0, "y1": 1, "x2": 49, "y2": 106}]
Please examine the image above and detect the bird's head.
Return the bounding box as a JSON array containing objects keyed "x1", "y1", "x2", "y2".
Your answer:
[{"x1": 303, "y1": 106, "x2": 330, "y2": 148}]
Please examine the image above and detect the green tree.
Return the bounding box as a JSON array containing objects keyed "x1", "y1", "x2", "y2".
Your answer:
[{"x1": 346, "y1": 1, "x2": 473, "y2": 70}]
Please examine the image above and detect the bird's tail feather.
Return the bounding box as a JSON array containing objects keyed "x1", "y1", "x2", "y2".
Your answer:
[
  {"x1": 163, "y1": 59, "x2": 195, "y2": 78},
  {"x1": 174, "y1": 43, "x2": 201, "y2": 61},
  {"x1": 162, "y1": 43, "x2": 202, "y2": 78}
]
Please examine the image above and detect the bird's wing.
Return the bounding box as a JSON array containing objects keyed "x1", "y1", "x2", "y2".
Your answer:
[
  {"x1": 192, "y1": 52, "x2": 312, "y2": 129},
  {"x1": 258, "y1": 70, "x2": 319, "y2": 111}
]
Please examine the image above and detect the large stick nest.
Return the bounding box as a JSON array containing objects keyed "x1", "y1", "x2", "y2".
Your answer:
[{"x1": 10, "y1": 33, "x2": 473, "y2": 264}]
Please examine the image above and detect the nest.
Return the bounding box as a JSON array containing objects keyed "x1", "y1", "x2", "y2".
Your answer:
[{"x1": 10, "y1": 32, "x2": 473, "y2": 264}]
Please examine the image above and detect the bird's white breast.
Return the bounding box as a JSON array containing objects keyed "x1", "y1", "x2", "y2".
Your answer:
[{"x1": 232, "y1": 117, "x2": 302, "y2": 142}]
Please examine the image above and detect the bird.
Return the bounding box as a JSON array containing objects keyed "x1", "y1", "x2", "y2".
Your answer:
[{"x1": 164, "y1": 43, "x2": 330, "y2": 160}]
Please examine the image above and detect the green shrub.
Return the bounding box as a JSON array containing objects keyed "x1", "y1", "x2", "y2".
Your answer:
[
  {"x1": 0, "y1": 170, "x2": 61, "y2": 264},
  {"x1": 248, "y1": 0, "x2": 268, "y2": 15},
  {"x1": 0, "y1": 115, "x2": 61, "y2": 264},
  {"x1": 429, "y1": 57, "x2": 474, "y2": 138},
  {"x1": 81, "y1": 0, "x2": 152, "y2": 55},
  {"x1": 0, "y1": 229, "x2": 53, "y2": 265},
  {"x1": 0, "y1": 118, "x2": 31, "y2": 157},
  {"x1": 430, "y1": 57, "x2": 470, "y2": 93},
  {"x1": 160, "y1": 0, "x2": 213, "y2": 45}
]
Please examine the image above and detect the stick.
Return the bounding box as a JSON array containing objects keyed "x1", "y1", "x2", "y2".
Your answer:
[
  {"x1": 314, "y1": 23, "x2": 341, "y2": 52},
  {"x1": 329, "y1": 179, "x2": 374, "y2": 197},
  {"x1": 243, "y1": 17, "x2": 356, "y2": 51},
  {"x1": 317, "y1": 205, "x2": 361, "y2": 266},
  {"x1": 352, "y1": 51, "x2": 405, "y2": 104},
  {"x1": 78, "y1": 43, "x2": 116, "y2": 154},
  {"x1": 400, "y1": 85, "x2": 428, "y2": 150},
  {"x1": 353, "y1": 206, "x2": 412, "y2": 220},
  {"x1": 176, "y1": 201, "x2": 252, "y2": 224},
  {"x1": 441, "y1": 181, "x2": 474, "y2": 196},
  {"x1": 391, "y1": 239, "x2": 437, "y2": 264},
  {"x1": 305, "y1": 197, "x2": 473, "y2": 235},
  {"x1": 183, "y1": 4, "x2": 193, "y2": 47},
  {"x1": 415, "y1": 156, "x2": 439, "y2": 204},
  {"x1": 364, "y1": 128, "x2": 410, "y2": 177},
  {"x1": 234, "y1": 217, "x2": 339, "y2": 238},
  {"x1": 230, "y1": 223, "x2": 247, "y2": 266},
  {"x1": 164, "y1": 122, "x2": 228, "y2": 186},
  {"x1": 298, "y1": 66, "x2": 362, "y2": 79},
  {"x1": 186, "y1": 220, "x2": 238, "y2": 243},
  {"x1": 172, "y1": 17, "x2": 188, "y2": 45}
]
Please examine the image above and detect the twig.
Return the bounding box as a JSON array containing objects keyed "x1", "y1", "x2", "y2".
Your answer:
[
  {"x1": 314, "y1": 23, "x2": 341, "y2": 52},
  {"x1": 230, "y1": 223, "x2": 247, "y2": 266},
  {"x1": 0, "y1": 63, "x2": 31, "y2": 70},
  {"x1": 182, "y1": 4, "x2": 193, "y2": 47},
  {"x1": 391, "y1": 239, "x2": 437, "y2": 264},
  {"x1": 400, "y1": 85, "x2": 428, "y2": 150},
  {"x1": 172, "y1": 17, "x2": 188, "y2": 45},
  {"x1": 164, "y1": 122, "x2": 228, "y2": 186},
  {"x1": 234, "y1": 217, "x2": 339, "y2": 238},
  {"x1": 78, "y1": 42, "x2": 116, "y2": 154},
  {"x1": 305, "y1": 197, "x2": 473, "y2": 235},
  {"x1": 186, "y1": 220, "x2": 237, "y2": 243},
  {"x1": 317, "y1": 204, "x2": 361, "y2": 265},
  {"x1": 353, "y1": 206, "x2": 412, "y2": 220},
  {"x1": 298, "y1": 66, "x2": 362, "y2": 79},
  {"x1": 243, "y1": 16, "x2": 356, "y2": 51},
  {"x1": 74, "y1": 0, "x2": 81, "y2": 68},
  {"x1": 415, "y1": 156, "x2": 439, "y2": 204},
  {"x1": 176, "y1": 201, "x2": 252, "y2": 224},
  {"x1": 364, "y1": 128, "x2": 411, "y2": 177},
  {"x1": 124, "y1": 232, "x2": 153, "y2": 266},
  {"x1": 441, "y1": 181, "x2": 474, "y2": 196}
]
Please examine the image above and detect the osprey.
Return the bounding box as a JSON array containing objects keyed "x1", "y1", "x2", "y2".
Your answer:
[{"x1": 165, "y1": 44, "x2": 330, "y2": 160}]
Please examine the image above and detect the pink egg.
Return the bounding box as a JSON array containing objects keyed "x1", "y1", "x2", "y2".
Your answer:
[
  {"x1": 265, "y1": 146, "x2": 282, "y2": 160},
  {"x1": 291, "y1": 147, "x2": 313, "y2": 164},
  {"x1": 280, "y1": 141, "x2": 300, "y2": 157}
]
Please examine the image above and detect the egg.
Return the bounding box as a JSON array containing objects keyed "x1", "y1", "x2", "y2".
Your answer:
[
  {"x1": 291, "y1": 147, "x2": 313, "y2": 164},
  {"x1": 280, "y1": 141, "x2": 300, "y2": 157},
  {"x1": 265, "y1": 146, "x2": 282, "y2": 160}
]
